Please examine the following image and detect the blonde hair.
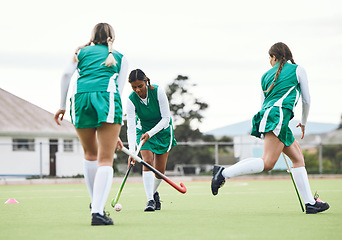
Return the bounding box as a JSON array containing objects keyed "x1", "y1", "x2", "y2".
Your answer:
[{"x1": 73, "y1": 23, "x2": 117, "y2": 67}]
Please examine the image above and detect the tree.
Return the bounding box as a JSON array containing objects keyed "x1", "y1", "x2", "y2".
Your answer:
[
  {"x1": 322, "y1": 145, "x2": 342, "y2": 172},
  {"x1": 165, "y1": 75, "x2": 215, "y2": 170},
  {"x1": 166, "y1": 75, "x2": 208, "y2": 128}
]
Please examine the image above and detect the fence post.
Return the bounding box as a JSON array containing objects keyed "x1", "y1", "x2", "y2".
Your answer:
[
  {"x1": 318, "y1": 143, "x2": 323, "y2": 174},
  {"x1": 215, "y1": 142, "x2": 219, "y2": 165},
  {"x1": 40, "y1": 142, "x2": 43, "y2": 178}
]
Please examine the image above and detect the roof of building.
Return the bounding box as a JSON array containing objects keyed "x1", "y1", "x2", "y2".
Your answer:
[{"x1": 0, "y1": 88, "x2": 76, "y2": 137}]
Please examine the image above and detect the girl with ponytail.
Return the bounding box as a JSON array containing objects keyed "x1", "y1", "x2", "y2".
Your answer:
[
  {"x1": 54, "y1": 23, "x2": 129, "y2": 225},
  {"x1": 126, "y1": 69, "x2": 177, "y2": 212},
  {"x1": 73, "y1": 23, "x2": 117, "y2": 67},
  {"x1": 211, "y1": 42, "x2": 330, "y2": 214}
]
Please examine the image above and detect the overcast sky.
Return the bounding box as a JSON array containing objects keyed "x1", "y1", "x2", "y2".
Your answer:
[{"x1": 1, "y1": 0, "x2": 341, "y2": 132}]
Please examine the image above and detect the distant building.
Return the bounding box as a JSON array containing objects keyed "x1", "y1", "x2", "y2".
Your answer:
[{"x1": 0, "y1": 88, "x2": 83, "y2": 177}]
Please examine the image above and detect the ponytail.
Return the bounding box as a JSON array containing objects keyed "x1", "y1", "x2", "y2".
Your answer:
[
  {"x1": 264, "y1": 42, "x2": 296, "y2": 93},
  {"x1": 264, "y1": 58, "x2": 286, "y2": 93},
  {"x1": 145, "y1": 77, "x2": 155, "y2": 90},
  {"x1": 74, "y1": 23, "x2": 117, "y2": 67},
  {"x1": 102, "y1": 37, "x2": 117, "y2": 67}
]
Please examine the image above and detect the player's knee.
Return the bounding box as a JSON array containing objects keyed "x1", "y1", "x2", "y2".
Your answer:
[
  {"x1": 144, "y1": 158, "x2": 153, "y2": 166},
  {"x1": 97, "y1": 158, "x2": 114, "y2": 166},
  {"x1": 292, "y1": 159, "x2": 305, "y2": 168},
  {"x1": 263, "y1": 161, "x2": 276, "y2": 171},
  {"x1": 84, "y1": 151, "x2": 97, "y2": 161}
]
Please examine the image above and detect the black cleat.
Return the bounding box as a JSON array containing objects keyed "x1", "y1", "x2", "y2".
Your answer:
[
  {"x1": 211, "y1": 165, "x2": 225, "y2": 196},
  {"x1": 154, "y1": 192, "x2": 161, "y2": 210},
  {"x1": 91, "y1": 212, "x2": 114, "y2": 225},
  {"x1": 306, "y1": 200, "x2": 330, "y2": 214},
  {"x1": 144, "y1": 200, "x2": 156, "y2": 212}
]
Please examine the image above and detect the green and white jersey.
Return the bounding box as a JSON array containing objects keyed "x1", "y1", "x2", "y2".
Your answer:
[
  {"x1": 251, "y1": 62, "x2": 311, "y2": 145},
  {"x1": 75, "y1": 45, "x2": 123, "y2": 93},
  {"x1": 59, "y1": 45, "x2": 128, "y2": 110},
  {"x1": 261, "y1": 62, "x2": 311, "y2": 125},
  {"x1": 126, "y1": 85, "x2": 176, "y2": 153}
]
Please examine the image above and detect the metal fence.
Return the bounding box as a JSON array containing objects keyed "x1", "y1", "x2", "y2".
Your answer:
[{"x1": 1, "y1": 140, "x2": 342, "y2": 178}]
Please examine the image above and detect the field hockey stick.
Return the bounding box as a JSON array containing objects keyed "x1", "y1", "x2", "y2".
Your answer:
[
  {"x1": 282, "y1": 152, "x2": 305, "y2": 212},
  {"x1": 121, "y1": 146, "x2": 187, "y2": 194},
  {"x1": 111, "y1": 141, "x2": 144, "y2": 208}
]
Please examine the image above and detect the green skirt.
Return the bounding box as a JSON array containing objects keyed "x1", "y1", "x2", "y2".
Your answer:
[
  {"x1": 137, "y1": 125, "x2": 177, "y2": 154},
  {"x1": 70, "y1": 91, "x2": 122, "y2": 129},
  {"x1": 251, "y1": 106, "x2": 295, "y2": 146}
]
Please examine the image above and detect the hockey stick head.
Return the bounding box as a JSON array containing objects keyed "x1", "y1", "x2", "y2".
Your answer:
[{"x1": 178, "y1": 182, "x2": 187, "y2": 194}]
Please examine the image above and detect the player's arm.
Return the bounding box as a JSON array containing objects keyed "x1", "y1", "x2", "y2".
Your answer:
[
  {"x1": 126, "y1": 98, "x2": 137, "y2": 152},
  {"x1": 296, "y1": 65, "x2": 311, "y2": 139},
  {"x1": 54, "y1": 58, "x2": 77, "y2": 125},
  {"x1": 145, "y1": 87, "x2": 171, "y2": 138},
  {"x1": 60, "y1": 59, "x2": 77, "y2": 110},
  {"x1": 116, "y1": 56, "x2": 128, "y2": 95},
  {"x1": 297, "y1": 65, "x2": 311, "y2": 126}
]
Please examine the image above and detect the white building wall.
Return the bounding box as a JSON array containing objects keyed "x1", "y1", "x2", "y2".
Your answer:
[
  {"x1": 56, "y1": 138, "x2": 84, "y2": 177},
  {"x1": 0, "y1": 136, "x2": 84, "y2": 177},
  {"x1": 56, "y1": 153, "x2": 84, "y2": 177},
  {"x1": 0, "y1": 137, "x2": 50, "y2": 176},
  {"x1": 0, "y1": 137, "x2": 14, "y2": 174}
]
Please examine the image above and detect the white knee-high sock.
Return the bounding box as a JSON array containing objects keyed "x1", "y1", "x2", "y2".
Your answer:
[
  {"x1": 222, "y1": 158, "x2": 264, "y2": 178},
  {"x1": 153, "y1": 177, "x2": 162, "y2": 194},
  {"x1": 143, "y1": 171, "x2": 154, "y2": 201},
  {"x1": 291, "y1": 167, "x2": 315, "y2": 205},
  {"x1": 83, "y1": 159, "x2": 98, "y2": 203},
  {"x1": 91, "y1": 166, "x2": 113, "y2": 215}
]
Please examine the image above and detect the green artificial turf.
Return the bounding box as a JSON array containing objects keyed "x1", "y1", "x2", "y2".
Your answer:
[{"x1": 0, "y1": 178, "x2": 341, "y2": 240}]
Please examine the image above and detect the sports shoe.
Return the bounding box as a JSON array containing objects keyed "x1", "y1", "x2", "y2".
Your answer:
[
  {"x1": 211, "y1": 165, "x2": 225, "y2": 196},
  {"x1": 154, "y1": 192, "x2": 161, "y2": 210},
  {"x1": 144, "y1": 200, "x2": 156, "y2": 212},
  {"x1": 91, "y1": 212, "x2": 114, "y2": 225},
  {"x1": 305, "y1": 200, "x2": 330, "y2": 214}
]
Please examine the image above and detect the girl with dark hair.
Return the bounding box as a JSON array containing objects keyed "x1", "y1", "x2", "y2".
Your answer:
[
  {"x1": 126, "y1": 69, "x2": 177, "y2": 212},
  {"x1": 211, "y1": 42, "x2": 329, "y2": 214},
  {"x1": 54, "y1": 23, "x2": 128, "y2": 225}
]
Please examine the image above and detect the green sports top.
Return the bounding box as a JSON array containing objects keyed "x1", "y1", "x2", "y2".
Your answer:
[
  {"x1": 76, "y1": 45, "x2": 123, "y2": 93},
  {"x1": 128, "y1": 85, "x2": 172, "y2": 131},
  {"x1": 261, "y1": 62, "x2": 301, "y2": 112},
  {"x1": 126, "y1": 85, "x2": 175, "y2": 151}
]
